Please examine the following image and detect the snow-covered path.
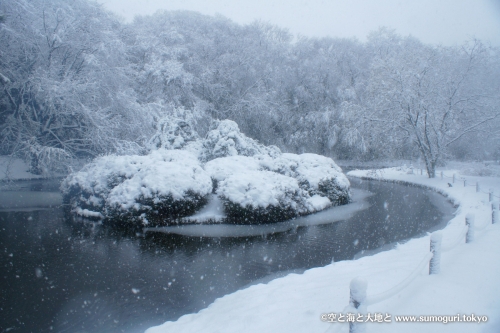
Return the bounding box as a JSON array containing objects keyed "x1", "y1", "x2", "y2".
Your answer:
[{"x1": 146, "y1": 166, "x2": 500, "y2": 333}]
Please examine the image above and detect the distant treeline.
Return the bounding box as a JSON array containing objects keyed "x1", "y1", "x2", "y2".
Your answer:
[{"x1": 1, "y1": 0, "x2": 499, "y2": 175}]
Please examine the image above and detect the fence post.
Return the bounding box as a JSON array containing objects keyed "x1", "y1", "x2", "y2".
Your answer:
[
  {"x1": 440, "y1": 171, "x2": 443, "y2": 179},
  {"x1": 429, "y1": 232, "x2": 442, "y2": 275},
  {"x1": 464, "y1": 180, "x2": 467, "y2": 187},
  {"x1": 453, "y1": 174, "x2": 455, "y2": 183},
  {"x1": 466, "y1": 214, "x2": 475, "y2": 243},
  {"x1": 476, "y1": 182, "x2": 480, "y2": 193},
  {"x1": 493, "y1": 202, "x2": 499, "y2": 225},
  {"x1": 489, "y1": 189, "x2": 494, "y2": 202},
  {"x1": 349, "y1": 278, "x2": 367, "y2": 333}
]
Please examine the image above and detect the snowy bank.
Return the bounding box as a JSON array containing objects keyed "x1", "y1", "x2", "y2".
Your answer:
[
  {"x1": 0, "y1": 156, "x2": 45, "y2": 180},
  {"x1": 146, "y1": 165, "x2": 500, "y2": 333}
]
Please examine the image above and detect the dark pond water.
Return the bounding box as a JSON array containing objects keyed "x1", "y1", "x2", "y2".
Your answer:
[{"x1": 0, "y1": 177, "x2": 455, "y2": 333}]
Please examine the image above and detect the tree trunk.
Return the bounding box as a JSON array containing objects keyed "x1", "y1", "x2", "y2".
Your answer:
[
  {"x1": 29, "y1": 152, "x2": 43, "y2": 175},
  {"x1": 425, "y1": 160, "x2": 436, "y2": 178}
]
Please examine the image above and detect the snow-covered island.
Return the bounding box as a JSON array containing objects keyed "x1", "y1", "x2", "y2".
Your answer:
[{"x1": 61, "y1": 119, "x2": 350, "y2": 226}]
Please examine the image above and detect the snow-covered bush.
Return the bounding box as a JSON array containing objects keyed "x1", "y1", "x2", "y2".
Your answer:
[
  {"x1": 148, "y1": 116, "x2": 200, "y2": 151},
  {"x1": 201, "y1": 120, "x2": 281, "y2": 162},
  {"x1": 204, "y1": 155, "x2": 262, "y2": 192},
  {"x1": 217, "y1": 170, "x2": 311, "y2": 223},
  {"x1": 204, "y1": 153, "x2": 350, "y2": 223},
  {"x1": 62, "y1": 118, "x2": 350, "y2": 226},
  {"x1": 21, "y1": 138, "x2": 72, "y2": 175},
  {"x1": 280, "y1": 153, "x2": 350, "y2": 205},
  {"x1": 258, "y1": 153, "x2": 350, "y2": 205},
  {"x1": 61, "y1": 150, "x2": 212, "y2": 225}
]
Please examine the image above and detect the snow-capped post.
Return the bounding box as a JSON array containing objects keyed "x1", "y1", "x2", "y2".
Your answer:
[
  {"x1": 464, "y1": 180, "x2": 467, "y2": 187},
  {"x1": 440, "y1": 171, "x2": 443, "y2": 179},
  {"x1": 466, "y1": 214, "x2": 475, "y2": 243},
  {"x1": 493, "y1": 202, "x2": 499, "y2": 224},
  {"x1": 349, "y1": 278, "x2": 367, "y2": 333},
  {"x1": 453, "y1": 174, "x2": 455, "y2": 183},
  {"x1": 429, "y1": 232, "x2": 442, "y2": 275},
  {"x1": 489, "y1": 189, "x2": 494, "y2": 202},
  {"x1": 476, "y1": 182, "x2": 480, "y2": 193}
]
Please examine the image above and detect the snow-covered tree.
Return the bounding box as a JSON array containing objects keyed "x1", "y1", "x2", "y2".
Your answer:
[
  {"x1": 1, "y1": 3, "x2": 500, "y2": 174},
  {"x1": 365, "y1": 30, "x2": 499, "y2": 177},
  {"x1": 201, "y1": 119, "x2": 281, "y2": 162},
  {"x1": 0, "y1": 0, "x2": 152, "y2": 174}
]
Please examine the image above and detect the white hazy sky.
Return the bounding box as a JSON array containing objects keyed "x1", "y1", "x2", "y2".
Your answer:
[{"x1": 96, "y1": 0, "x2": 500, "y2": 46}]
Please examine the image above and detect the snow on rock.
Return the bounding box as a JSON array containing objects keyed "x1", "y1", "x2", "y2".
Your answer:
[
  {"x1": 72, "y1": 207, "x2": 104, "y2": 219},
  {"x1": 200, "y1": 119, "x2": 281, "y2": 162},
  {"x1": 60, "y1": 149, "x2": 212, "y2": 225},
  {"x1": 306, "y1": 194, "x2": 332, "y2": 211},
  {"x1": 181, "y1": 194, "x2": 226, "y2": 223}
]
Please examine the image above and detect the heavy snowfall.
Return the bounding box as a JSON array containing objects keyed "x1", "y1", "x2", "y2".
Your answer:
[{"x1": 0, "y1": 0, "x2": 499, "y2": 332}]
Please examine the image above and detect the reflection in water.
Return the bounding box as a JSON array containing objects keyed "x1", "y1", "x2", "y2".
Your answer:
[{"x1": 0, "y1": 178, "x2": 455, "y2": 333}]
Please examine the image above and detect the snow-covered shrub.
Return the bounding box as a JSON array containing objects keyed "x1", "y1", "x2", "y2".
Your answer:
[
  {"x1": 266, "y1": 153, "x2": 351, "y2": 205},
  {"x1": 148, "y1": 116, "x2": 199, "y2": 151},
  {"x1": 292, "y1": 153, "x2": 350, "y2": 205},
  {"x1": 206, "y1": 154, "x2": 349, "y2": 223},
  {"x1": 201, "y1": 120, "x2": 281, "y2": 162},
  {"x1": 217, "y1": 170, "x2": 311, "y2": 223},
  {"x1": 22, "y1": 138, "x2": 72, "y2": 175},
  {"x1": 204, "y1": 155, "x2": 262, "y2": 192},
  {"x1": 62, "y1": 118, "x2": 351, "y2": 227},
  {"x1": 61, "y1": 150, "x2": 212, "y2": 225}
]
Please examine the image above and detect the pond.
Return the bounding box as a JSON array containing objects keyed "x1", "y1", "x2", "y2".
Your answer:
[{"x1": 0, "y1": 177, "x2": 455, "y2": 333}]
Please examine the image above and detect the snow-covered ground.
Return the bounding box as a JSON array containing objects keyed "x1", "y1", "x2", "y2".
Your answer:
[
  {"x1": 0, "y1": 156, "x2": 44, "y2": 181},
  {"x1": 146, "y1": 165, "x2": 500, "y2": 333},
  {"x1": 0, "y1": 155, "x2": 84, "y2": 181}
]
